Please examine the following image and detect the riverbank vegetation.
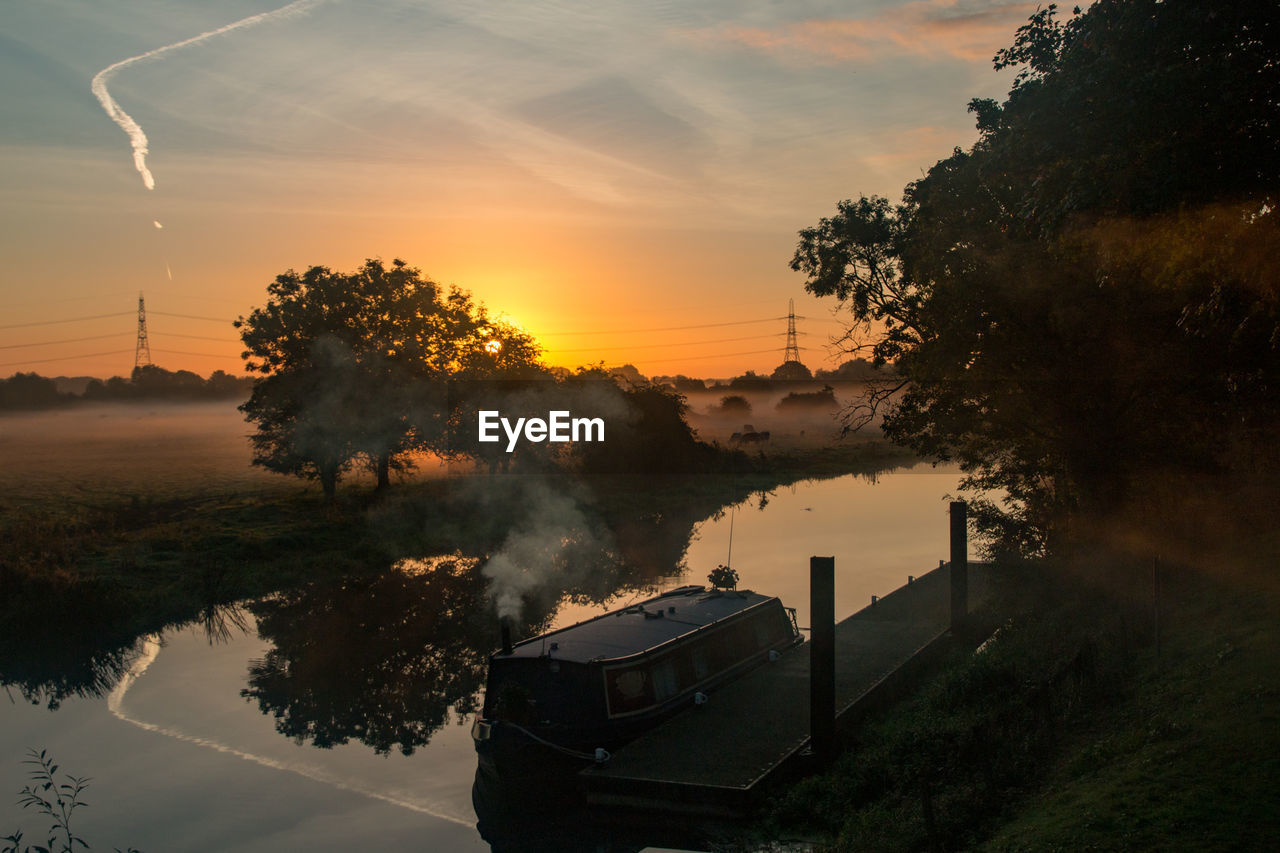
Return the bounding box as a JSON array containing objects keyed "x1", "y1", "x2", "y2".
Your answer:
[
  {"x1": 793, "y1": 1, "x2": 1278, "y2": 557},
  {"x1": 766, "y1": 0, "x2": 1280, "y2": 848},
  {"x1": 759, "y1": 471, "x2": 1279, "y2": 851}
]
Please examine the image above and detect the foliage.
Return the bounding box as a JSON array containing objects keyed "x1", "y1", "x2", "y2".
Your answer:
[
  {"x1": 84, "y1": 367, "x2": 252, "y2": 402},
  {"x1": 0, "y1": 374, "x2": 68, "y2": 410},
  {"x1": 792, "y1": 1, "x2": 1280, "y2": 553},
  {"x1": 768, "y1": 564, "x2": 1136, "y2": 851},
  {"x1": 568, "y1": 378, "x2": 723, "y2": 474},
  {"x1": 714, "y1": 394, "x2": 752, "y2": 416},
  {"x1": 707, "y1": 564, "x2": 738, "y2": 590},
  {"x1": 775, "y1": 385, "x2": 838, "y2": 413},
  {"x1": 3, "y1": 749, "x2": 141, "y2": 853},
  {"x1": 8, "y1": 748, "x2": 89, "y2": 853},
  {"x1": 814, "y1": 358, "x2": 887, "y2": 381},
  {"x1": 236, "y1": 258, "x2": 539, "y2": 498},
  {"x1": 727, "y1": 371, "x2": 774, "y2": 392},
  {"x1": 0, "y1": 368, "x2": 253, "y2": 411}
]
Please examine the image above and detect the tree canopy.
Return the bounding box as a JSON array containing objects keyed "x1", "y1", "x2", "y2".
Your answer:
[
  {"x1": 236, "y1": 259, "x2": 540, "y2": 499},
  {"x1": 793, "y1": 1, "x2": 1279, "y2": 554}
]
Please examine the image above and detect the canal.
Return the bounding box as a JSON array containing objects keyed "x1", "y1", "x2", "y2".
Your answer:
[{"x1": 2, "y1": 464, "x2": 962, "y2": 851}]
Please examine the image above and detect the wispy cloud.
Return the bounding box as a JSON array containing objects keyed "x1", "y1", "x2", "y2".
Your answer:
[
  {"x1": 679, "y1": 0, "x2": 1039, "y2": 66},
  {"x1": 90, "y1": 0, "x2": 323, "y2": 190}
]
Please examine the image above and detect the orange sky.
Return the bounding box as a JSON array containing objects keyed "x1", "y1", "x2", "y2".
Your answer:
[{"x1": 1, "y1": 0, "x2": 1047, "y2": 380}]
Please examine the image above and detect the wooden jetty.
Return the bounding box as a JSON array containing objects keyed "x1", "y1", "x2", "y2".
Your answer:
[{"x1": 579, "y1": 560, "x2": 988, "y2": 817}]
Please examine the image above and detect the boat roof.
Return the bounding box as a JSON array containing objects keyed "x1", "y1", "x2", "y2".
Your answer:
[{"x1": 500, "y1": 585, "x2": 779, "y2": 665}]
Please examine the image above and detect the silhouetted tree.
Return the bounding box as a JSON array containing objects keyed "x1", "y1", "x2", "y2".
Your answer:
[
  {"x1": 794, "y1": 1, "x2": 1280, "y2": 553},
  {"x1": 715, "y1": 395, "x2": 752, "y2": 416},
  {"x1": 0, "y1": 373, "x2": 66, "y2": 409},
  {"x1": 776, "y1": 386, "x2": 838, "y2": 412},
  {"x1": 235, "y1": 259, "x2": 539, "y2": 499}
]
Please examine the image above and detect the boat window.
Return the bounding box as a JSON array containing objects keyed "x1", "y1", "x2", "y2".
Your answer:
[
  {"x1": 605, "y1": 665, "x2": 654, "y2": 716},
  {"x1": 652, "y1": 659, "x2": 679, "y2": 701},
  {"x1": 615, "y1": 669, "x2": 647, "y2": 699}
]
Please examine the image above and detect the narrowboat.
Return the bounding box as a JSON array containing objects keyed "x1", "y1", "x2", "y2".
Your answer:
[{"x1": 471, "y1": 584, "x2": 802, "y2": 774}]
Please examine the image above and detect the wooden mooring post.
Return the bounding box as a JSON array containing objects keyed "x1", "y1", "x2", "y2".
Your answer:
[
  {"x1": 810, "y1": 555, "x2": 835, "y2": 766},
  {"x1": 950, "y1": 501, "x2": 968, "y2": 632}
]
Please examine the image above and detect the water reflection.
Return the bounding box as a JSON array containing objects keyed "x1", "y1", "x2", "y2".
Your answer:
[
  {"x1": 1, "y1": 643, "x2": 142, "y2": 711},
  {"x1": 198, "y1": 600, "x2": 252, "y2": 645},
  {"x1": 0, "y1": 574, "x2": 144, "y2": 709},
  {"x1": 241, "y1": 557, "x2": 492, "y2": 756},
  {"x1": 2, "y1": 464, "x2": 959, "y2": 851},
  {"x1": 235, "y1": 484, "x2": 708, "y2": 759}
]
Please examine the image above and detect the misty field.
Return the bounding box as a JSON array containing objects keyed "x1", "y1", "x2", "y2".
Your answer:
[
  {"x1": 683, "y1": 383, "x2": 885, "y2": 449},
  {"x1": 0, "y1": 402, "x2": 452, "y2": 509}
]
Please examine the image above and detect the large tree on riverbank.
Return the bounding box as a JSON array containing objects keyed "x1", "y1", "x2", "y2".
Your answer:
[
  {"x1": 236, "y1": 259, "x2": 540, "y2": 499},
  {"x1": 793, "y1": 1, "x2": 1280, "y2": 554}
]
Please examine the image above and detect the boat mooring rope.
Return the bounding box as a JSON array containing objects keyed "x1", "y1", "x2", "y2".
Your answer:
[{"x1": 497, "y1": 721, "x2": 611, "y2": 763}]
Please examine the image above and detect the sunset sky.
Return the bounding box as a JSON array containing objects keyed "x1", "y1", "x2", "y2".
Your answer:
[{"x1": 1, "y1": 0, "x2": 1044, "y2": 379}]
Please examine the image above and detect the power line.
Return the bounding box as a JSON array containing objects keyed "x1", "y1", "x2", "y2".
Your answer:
[
  {"x1": 541, "y1": 316, "x2": 787, "y2": 337},
  {"x1": 1, "y1": 330, "x2": 238, "y2": 351},
  {"x1": 152, "y1": 331, "x2": 240, "y2": 343},
  {"x1": 0, "y1": 311, "x2": 133, "y2": 330},
  {"x1": 545, "y1": 332, "x2": 794, "y2": 354},
  {"x1": 0, "y1": 333, "x2": 130, "y2": 351},
  {"x1": 601, "y1": 346, "x2": 812, "y2": 365},
  {"x1": 149, "y1": 310, "x2": 234, "y2": 323},
  {"x1": 540, "y1": 314, "x2": 844, "y2": 337},
  {"x1": 150, "y1": 347, "x2": 241, "y2": 360},
  {"x1": 0, "y1": 349, "x2": 134, "y2": 368}
]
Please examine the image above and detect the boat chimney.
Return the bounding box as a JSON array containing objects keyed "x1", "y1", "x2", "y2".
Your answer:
[{"x1": 500, "y1": 618, "x2": 514, "y2": 656}]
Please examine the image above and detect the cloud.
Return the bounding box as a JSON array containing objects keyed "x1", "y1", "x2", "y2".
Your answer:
[{"x1": 679, "y1": 0, "x2": 1040, "y2": 66}]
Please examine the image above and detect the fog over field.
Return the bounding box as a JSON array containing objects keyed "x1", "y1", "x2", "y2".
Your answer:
[
  {"x1": 0, "y1": 384, "x2": 879, "y2": 510},
  {"x1": 683, "y1": 383, "x2": 885, "y2": 448},
  {"x1": 0, "y1": 402, "x2": 449, "y2": 506}
]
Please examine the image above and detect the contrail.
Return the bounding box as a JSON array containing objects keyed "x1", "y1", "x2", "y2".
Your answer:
[{"x1": 91, "y1": 0, "x2": 323, "y2": 190}]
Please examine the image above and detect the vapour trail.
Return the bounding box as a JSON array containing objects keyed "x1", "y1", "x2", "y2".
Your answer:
[
  {"x1": 90, "y1": 0, "x2": 323, "y2": 190},
  {"x1": 107, "y1": 634, "x2": 473, "y2": 828}
]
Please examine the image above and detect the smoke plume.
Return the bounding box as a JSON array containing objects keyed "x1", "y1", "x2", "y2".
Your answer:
[{"x1": 480, "y1": 481, "x2": 609, "y2": 621}]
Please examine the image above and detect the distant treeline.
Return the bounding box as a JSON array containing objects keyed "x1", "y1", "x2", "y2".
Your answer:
[
  {"x1": 649, "y1": 358, "x2": 893, "y2": 393},
  {"x1": 0, "y1": 365, "x2": 254, "y2": 410}
]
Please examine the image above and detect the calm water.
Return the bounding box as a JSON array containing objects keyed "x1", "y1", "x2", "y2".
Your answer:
[{"x1": 1, "y1": 465, "x2": 961, "y2": 852}]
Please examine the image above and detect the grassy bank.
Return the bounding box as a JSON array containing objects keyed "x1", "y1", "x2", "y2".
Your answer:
[{"x1": 756, "y1": 478, "x2": 1280, "y2": 851}]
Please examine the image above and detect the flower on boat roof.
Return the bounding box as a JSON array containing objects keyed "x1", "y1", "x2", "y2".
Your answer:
[{"x1": 708, "y1": 564, "x2": 739, "y2": 591}]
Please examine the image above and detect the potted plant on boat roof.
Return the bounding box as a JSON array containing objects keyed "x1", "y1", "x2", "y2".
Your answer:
[{"x1": 708, "y1": 564, "x2": 738, "y2": 591}]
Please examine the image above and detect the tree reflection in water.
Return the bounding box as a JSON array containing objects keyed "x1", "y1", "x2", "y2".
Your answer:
[
  {"x1": 0, "y1": 575, "x2": 145, "y2": 710},
  {"x1": 241, "y1": 557, "x2": 494, "y2": 756},
  {"x1": 239, "y1": 476, "x2": 729, "y2": 757}
]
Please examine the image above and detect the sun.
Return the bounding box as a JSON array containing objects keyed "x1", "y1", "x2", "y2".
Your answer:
[{"x1": 484, "y1": 339, "x2": 503, "y2": 354}]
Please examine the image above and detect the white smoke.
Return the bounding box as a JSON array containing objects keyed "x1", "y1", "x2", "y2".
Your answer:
[
  {"x1": 480, "y1": 482, "x2": 605, "y2": 621},
  {"x1": 90, "y1": 0, "x2": 323, "y2": 190}
]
